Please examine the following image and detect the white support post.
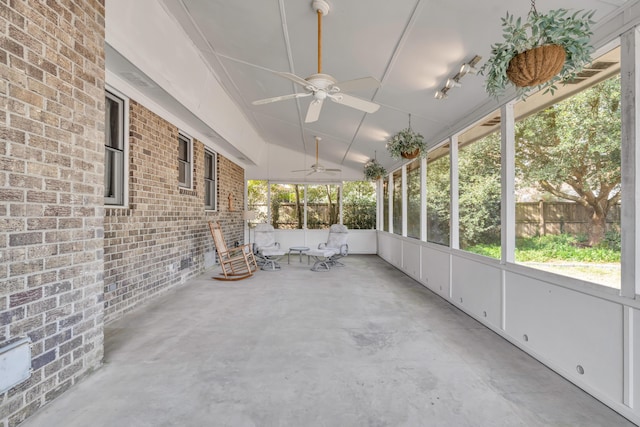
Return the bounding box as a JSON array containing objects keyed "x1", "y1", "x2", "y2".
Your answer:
[
  {"x1": 338, "y1": 183, "x2": 343, "y2": 225},
  {"x1": 621, "y1": 25, "x2": 640, "y2": 410},
  {"x1": 388, "y1": 172, "x2": 394, "y2": 233},
  {"x1": 421, "y1": 157, "x2": 427, "y2": 242},
  {"x1": 501, "y1": 101, "x2": 516, "y2": 264},
  {"x1": 450, "y1": 136, "x2": 459, "y2": 249},
  {"x1": 402, "y1": 164, "x2": 408, "y2": 237},
  {"x1": 621, "y1": 27, "x2": 640, "y2": 299}
]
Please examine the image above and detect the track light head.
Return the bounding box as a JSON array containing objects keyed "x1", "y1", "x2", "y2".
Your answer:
[
  {"x1": 459, "y1": 63, "x2": 478, "y2": 76},
  {"x1": 445, "y1": 79, "x2": 461, "y2": 89}
]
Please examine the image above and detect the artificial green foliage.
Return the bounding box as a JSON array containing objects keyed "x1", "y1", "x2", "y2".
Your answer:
[
  {"x1": 480, "y1": 8, "x2": 595, "y2": 99},
  {"x1": 363, "y1": 159, "x2": 387, "y2": 181},
  {"x1": 386, "y1": 128, "x2": 427, "y2": 160}
]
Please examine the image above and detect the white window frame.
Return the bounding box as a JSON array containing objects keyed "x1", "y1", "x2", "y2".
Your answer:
[
  {"x1": 178, "y1": 131, "x2": 193, "y2": 189},
  {"x1": 204, "y1": 149, "x2": 217, "y2": 210},
  {"x1": 104, "y1": 87, "x2": 129, "y2": 206}
]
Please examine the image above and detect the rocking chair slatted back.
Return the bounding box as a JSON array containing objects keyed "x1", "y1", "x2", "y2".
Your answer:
[{"x1": 208, "y1": 221, "x2": 257, "y2": 281}]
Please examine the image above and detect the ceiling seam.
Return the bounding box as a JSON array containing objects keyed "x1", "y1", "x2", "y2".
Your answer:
[
  {"x1": 279, "y1": 0, "x2": 309, "y2": 155},
  {"x1": 167, "y1": 0, "x2": 272, "y2": 155},
  {"x1": 341, "y1": 0, "x2": 426, "y2": 165}
]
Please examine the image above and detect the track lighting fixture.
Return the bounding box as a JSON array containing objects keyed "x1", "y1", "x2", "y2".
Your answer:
[
  {"x1": 434, "y1": 90, "x2": 447, "y2": 100},
  {"x1": 445, "y1": 78, "x2": 461, "y2": 89},
  {"x1": 459, "y1": 63, "x2": 478, "y2": 77},
  {"x1": 434, "y1": 55, "x2": 481, "y2": 100}
]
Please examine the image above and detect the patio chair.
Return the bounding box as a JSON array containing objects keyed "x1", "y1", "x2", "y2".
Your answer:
[
  {"x1": 253, "y1": 223, "x2": 286, "y2": 271},
  {"x1": 306, "y1": 224, "x2": 349, "y2": 272},
  {"x1": 208, "y1": 221, "x2": 257, "y2": 280}
]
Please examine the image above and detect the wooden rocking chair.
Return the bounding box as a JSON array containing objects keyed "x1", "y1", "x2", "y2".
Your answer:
[{"x1": 208, "y1": 221, "x2": 257, "y2": 281}]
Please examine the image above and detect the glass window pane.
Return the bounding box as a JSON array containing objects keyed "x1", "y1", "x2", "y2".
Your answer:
[
  {"x1": 407, "y1": 160, "x2": 421, "y2": 239},
  {"x1": 105, "y1": 95, "x2": 122, "y2": 150},
  {"x1": 204, "y1": 152, "x2": 212, "y2": 179},
  {"x1": 458, "y1": 121, "x2": 501, "y2": 259},
  {"x1": 178, "y1": 161, "x2": 186, "y2": 184},
  {"x1": 392, "y1": 170, "x2": 402, "y2": 235},
  {"x1": 342, "y1": 181, "x2": 376, "y2": 229},
  {"x1": 179, "y1": 138, "x2": 188, "y2": 161},
  {"x1": 514, "y1": 47, "x2": 620, "y2": 288},
  {"x1": 427, "y1": 146, "x2": 450, "y2": 246}
]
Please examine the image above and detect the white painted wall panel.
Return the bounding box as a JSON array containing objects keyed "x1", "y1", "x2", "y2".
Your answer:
[
  {"x1": 451, "y1": 257, "x2": 502, "y2": 327},
  {"x1": 422, "y1": 247, "x2": 450, "y2": 299},
  {"x1": 504, "y1": 272, "x2": 624, "y2": 401},
  {"x1": 402, "y1": 240, "x2": 421, "y2": 281},
  {"x1": 261, "y1": 229, "x2": 377, "y2": 255}
]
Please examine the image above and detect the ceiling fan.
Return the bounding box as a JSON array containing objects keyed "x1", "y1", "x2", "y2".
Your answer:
[
  {"x1": 252, "y1": 0, "x2": 381, "y2": 123},
  {"x1": 292, "y1": 136, "x2": 341, "y2": 175}
]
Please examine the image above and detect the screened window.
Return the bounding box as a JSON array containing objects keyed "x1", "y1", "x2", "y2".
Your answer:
[
  {"x1": 392, "y1": 170, "x2": 402, "y2": 235},
  {"x1": 204, "y1": 150, "x2": 217, "y2": 210},
  {"x1": 427, "y1": 146, "x2": 450, "y2": 246},
  {"x1": 383, "y1": 177, "x2": 389, "y2": 232},
  {"x1": 307, "y1": 184, "x2": 340, "y2": 229},
  {"x1": 406, "y1": 160, "x2": 421, "y2": 239},
  {"x1": 458, "y1": 117, "x2": 501, "y2": 259},
  {"x1": 342, "y1": 181, "x2": 376, "y2": 229},
  {"x1": 104, "y1": 91, "x2": 126, "y2": 206},
  {"x1": 514, "y1": 48, "x2": 621, "y2": 289},
  {"x1": 178, "y1": 132, "x2": 192, "y2": 188},
  {"x1": 270, "y1": 183, "x2": 302, "y2": 229}
]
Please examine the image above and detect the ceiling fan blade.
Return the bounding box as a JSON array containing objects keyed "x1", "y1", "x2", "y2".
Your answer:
[
  {"x1": 333, "y1": 76, "x2": 380, "y2": 93},
  {"x1": 291, "y1": 168, "x2": 311, "y2": 172},
  {"x1": 329, "y1": 93, "x2": 380, "y2": 114},
  {"x1": 306, "y1": 170, "x2": 318, "y2": 176},
  {"x1": 305, "y1": 99, "x2": 324, "y2": 123},
  {"x1": 278, "y1": 72, "x2": 314, "y2": 89},
  {"x1": 325, "y1": 168, "x2": 342, "y2": 172},
  {"x1": 252, "y1": 92, "x2": 311, "y2": 105}
]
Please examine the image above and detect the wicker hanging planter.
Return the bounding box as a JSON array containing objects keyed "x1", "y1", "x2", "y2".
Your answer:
[
  {"x1": 386, "y1": 114, "x2": 427, "y2": 161},
  {"x1": 507, "y1": 44, "x2": 566, "y2": 87},
  {"x1": 400, "y1": 149, "x2": 420, "y2": 160},
  {"x1": 479, "y1": 0, "x2": 594, "y2": 99}
]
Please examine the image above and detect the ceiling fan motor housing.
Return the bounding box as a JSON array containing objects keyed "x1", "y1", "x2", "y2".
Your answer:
[{"x1": 312, "y1": 0, "x2": 330, "y2": 16}]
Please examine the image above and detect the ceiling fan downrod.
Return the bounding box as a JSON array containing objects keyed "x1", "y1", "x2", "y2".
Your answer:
[{"x1": 312, "y1": 0, "x2": 330, "y2": 75}]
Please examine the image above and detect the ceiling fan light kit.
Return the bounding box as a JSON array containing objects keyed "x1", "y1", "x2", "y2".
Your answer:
[{"x1": 252, "y1": 0, "x2": 381, "y2": 123}]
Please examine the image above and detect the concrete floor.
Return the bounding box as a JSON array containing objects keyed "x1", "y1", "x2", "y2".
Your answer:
[{"x1": 22, "y1": 255, "x2": 635, "y2": 427}]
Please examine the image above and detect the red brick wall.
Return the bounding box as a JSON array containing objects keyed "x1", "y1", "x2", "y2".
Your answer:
[
  {"x1": 103, "y1": 100, "x2": 245, "y2": 323},
  {"x1": 0, "y1": 1, "x2": 106, "y2": 425}
]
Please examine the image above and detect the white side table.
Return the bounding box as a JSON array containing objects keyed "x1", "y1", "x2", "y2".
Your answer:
[{"x1": 288, "y1": 246, "x2": 310, "y2": 264}]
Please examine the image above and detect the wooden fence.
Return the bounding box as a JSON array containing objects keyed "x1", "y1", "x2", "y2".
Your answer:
[{"x1": 516, "y1": 201, "x2": 620, "y2": 237}]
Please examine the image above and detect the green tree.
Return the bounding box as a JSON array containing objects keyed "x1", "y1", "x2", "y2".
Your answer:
[
  {"x1": 515, "y1": 75, "x2": 621, "y2": 246},
  {"x1": 343, "y1": 181, "x2": 376, "y2": 229},
  {"x1": 459, "y1": 133, "x2": 502, "y2": 248}
]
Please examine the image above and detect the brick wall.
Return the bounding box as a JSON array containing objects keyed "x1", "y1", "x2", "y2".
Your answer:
[
  {"x1": 103, "y1": 100, "x2": 245, "y2": 323},
  {"x1": 0, "y1": 1, "x2": 106, "y2": 426}
]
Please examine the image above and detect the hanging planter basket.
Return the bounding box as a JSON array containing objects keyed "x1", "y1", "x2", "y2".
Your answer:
[
  {"x1": 400, "y1": 149, "x2": 420, "y2": 160},
  {"x1": 386, "y1": 114, "x2": 427, "y2": 161},
  {"x1": 479, "y1": 1, "x2": 595, "y2": 99},
  {"x1": 506, "y1": 44, "x2": 566, "y2": 87},
  {"x1": 363, "y1": 156, "x2": 387, "y2": 181}
]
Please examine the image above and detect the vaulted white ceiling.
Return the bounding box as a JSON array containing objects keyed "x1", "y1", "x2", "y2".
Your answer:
[{"x1": 109, "y1": 0, "x2": 633, "y2": 181}]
